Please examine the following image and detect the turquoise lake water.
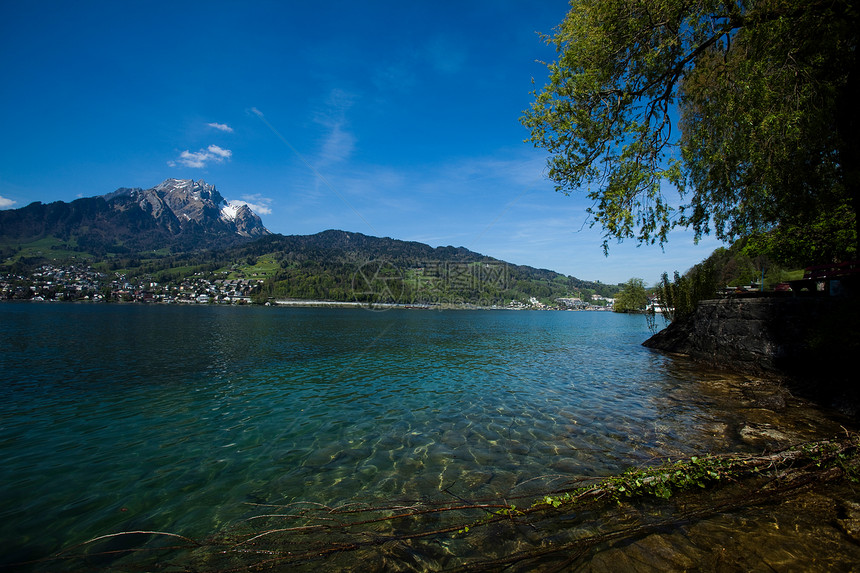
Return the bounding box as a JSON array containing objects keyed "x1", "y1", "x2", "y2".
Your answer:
[{"x1": 0, "y1": 303, "x2": 849, "y2": 569}]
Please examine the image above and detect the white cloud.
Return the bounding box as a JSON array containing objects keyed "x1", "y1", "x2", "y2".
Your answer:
[
  {"x1": 207, "y1": 145, "x2": 232, "y2": 159},
  {"x1": 0, "y1": 195, "x2": 15, "y2": 209},
  {"x1": 314, "y1": 89, "x2": 357, "y2": 166},
  {"x1": 168, "y1": 145, "x2": 233, "y2": 168},
  {"x1": 207, "y1": 122, "x2": 234, "y2": 133},
  {"x1": 228, "y1": 194, "x2": 273, "y2": 216},
  {"x1": 319, "y1": 124, "x2": 356, "y2": 165}
]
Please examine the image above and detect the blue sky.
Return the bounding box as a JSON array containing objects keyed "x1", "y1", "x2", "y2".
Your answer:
[{"x1": 0, "y1": 1, "x2": 722, "y2": 285}]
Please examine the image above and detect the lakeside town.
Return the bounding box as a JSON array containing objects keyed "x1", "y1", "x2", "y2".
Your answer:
[
  {"x1": 0, "y1": 263, "x2": 617, "y2": 310},
  {"x1": 0, "y1": 263, "x2": 261, "y2": 305}
]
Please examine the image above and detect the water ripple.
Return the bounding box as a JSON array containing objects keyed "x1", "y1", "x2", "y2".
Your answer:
[{"x1": 0, "y1": 304, "x2": 849, "y2": 567}]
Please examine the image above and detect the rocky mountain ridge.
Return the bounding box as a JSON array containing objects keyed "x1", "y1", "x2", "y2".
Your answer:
[{"x1": 0, "y1": 178, "x2": 269, "y2": 253}]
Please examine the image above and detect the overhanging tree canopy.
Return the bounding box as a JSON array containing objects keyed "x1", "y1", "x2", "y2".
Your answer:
[{"x1": 522, "y1": 0, "x2": 858, "y2": 256}]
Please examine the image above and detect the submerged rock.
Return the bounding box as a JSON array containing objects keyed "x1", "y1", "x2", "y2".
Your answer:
[
  {"x1": 740, "y1": 380, "x2": 790, "y2": 411},
  {"x1": 738, "y1": 423, "x2": 792, "y2": 445},
  {"x1": 837, "y1": 500, "x2": 860, "y2": 543}
]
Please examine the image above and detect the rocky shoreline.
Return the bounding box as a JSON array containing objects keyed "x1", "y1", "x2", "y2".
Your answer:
[{"x1": 643, "y1": 296, "x2": 860, "y2": 417}]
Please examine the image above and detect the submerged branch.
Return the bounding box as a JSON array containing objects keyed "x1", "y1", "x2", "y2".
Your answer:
[{"x1": 28, "y1": 434, "x2": 860, "y2": 572}]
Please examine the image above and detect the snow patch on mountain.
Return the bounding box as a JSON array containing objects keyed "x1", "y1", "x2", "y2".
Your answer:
[{"x1": 221, "y1": 201, "x2": 245, "y2": 222}]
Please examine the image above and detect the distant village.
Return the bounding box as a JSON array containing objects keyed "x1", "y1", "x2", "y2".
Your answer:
[
  {"x1": 0, "y1": 264, "x2": 262, "y2": 304},
  {"x1": 1, "y1": 264, "x2": 617, "y2": 310},
  {"x1": 511, "y1": 296, "x2": 615, "y2": 311}
]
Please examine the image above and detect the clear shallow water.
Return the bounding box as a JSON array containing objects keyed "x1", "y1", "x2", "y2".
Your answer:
[{"x1": 0, "y1": 304, "x2": 850, "y2": 568}]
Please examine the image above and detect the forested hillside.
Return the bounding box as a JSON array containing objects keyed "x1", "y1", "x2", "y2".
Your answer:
[{"x1": 2, "y1": 229, "x2": 619, "y2": 306}]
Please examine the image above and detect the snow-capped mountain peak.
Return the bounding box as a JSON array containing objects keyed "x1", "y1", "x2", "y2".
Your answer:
[
  {"x1": 108, "y1": 178, "x2": 269, "y2": 239},
  {"x1": 220, "y1": 200, "x2": 244, "y2": 222}
]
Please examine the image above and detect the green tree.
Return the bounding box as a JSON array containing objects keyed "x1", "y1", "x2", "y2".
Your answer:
[
  {"x1": 522, "y1": 0, "x2": 858, "y2": 255},
  {"x1": 742, "y1": 204, "x2": 857, "y2": 267},
  {"x1": 650, "y1": 239, "x2": 796, "y2": 328},
  {"x1": 614, "y1": 277, "x2": 649, "y2": 313},
  {"x1": 652, "y1": 264, "x2": 720, "y2": 325}
]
